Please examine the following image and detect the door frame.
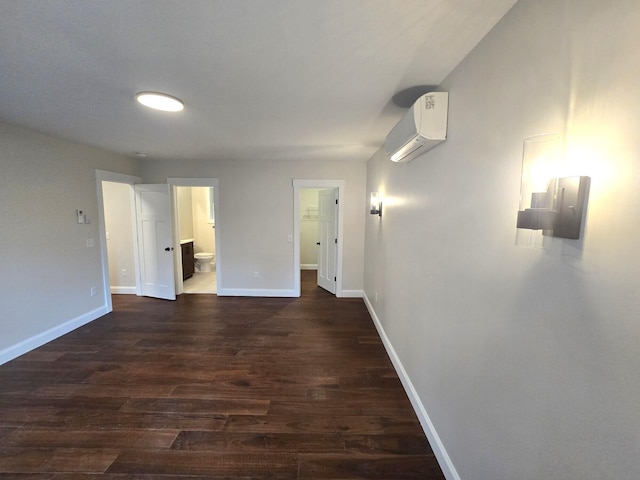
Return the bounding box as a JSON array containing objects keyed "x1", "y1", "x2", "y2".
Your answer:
[
  {"x1": 167, "y1": 178, "x2": 220, "y2": 295},
  {"x1": 293, "y1": 179, "x2": 344, "y2": 297},
  {"x1": 95, "y1": 169, "x2": 142, "y2": 313}
]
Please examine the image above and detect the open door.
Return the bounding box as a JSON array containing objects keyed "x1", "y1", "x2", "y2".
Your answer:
[
  {"x1": 317, "y1": 188, "x2": 338, "y2": 294},
  {"x1": 134, "y1": 184, "x2": 176, "y2": 300}
]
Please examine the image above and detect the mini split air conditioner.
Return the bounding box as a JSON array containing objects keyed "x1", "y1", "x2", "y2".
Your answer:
[{"x1": 385, "y1": 92, "x2": 449, "y2": 163}]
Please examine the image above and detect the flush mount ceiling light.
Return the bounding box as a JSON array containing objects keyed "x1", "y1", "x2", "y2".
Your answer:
[{"x1": 135, "y1": 91, "x2": 184, "y2": 112}]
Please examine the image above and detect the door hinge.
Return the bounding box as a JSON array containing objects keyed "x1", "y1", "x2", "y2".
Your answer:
[
  {"x1": 335, "y1": 199, "x2": 338, "y2": 205},
  {"x1": 334, "y1": 276, "x2": 337, "y2": 281},
  {"x1": 334, "y1": 238, "x2": 337, "y2": 244}
]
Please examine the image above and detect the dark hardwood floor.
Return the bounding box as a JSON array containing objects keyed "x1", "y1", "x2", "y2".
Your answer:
[{"x1": 0, "y1": 271, "x2": 445, "y2": 479}]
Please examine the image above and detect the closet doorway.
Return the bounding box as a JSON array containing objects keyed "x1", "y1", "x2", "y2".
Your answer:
[{"x1": 293, "y1": 179, "x2": 344, "y2": 297}]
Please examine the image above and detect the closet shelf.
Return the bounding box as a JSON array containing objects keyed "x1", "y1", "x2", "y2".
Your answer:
[{"x1": 302, "y1": 206, "x2": 318, "y2": 221}]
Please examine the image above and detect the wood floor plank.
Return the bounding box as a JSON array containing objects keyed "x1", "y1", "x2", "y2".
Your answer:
[
  {"x1": 120, "y1": 397, "x2": 270, "y2": 416},
  {"x1": 83, "y1": 364, "x2": 253, "y2": 385},
  {"x1": 0, "y1": 448, "x2": 118, "y2": 474},
  {"x1": 63, "y1": 412, "x2": 227, "y2": 432},
  {"x1": 106, "y1": 450, "x2": 299, "y2": 478},
  {"x1": 343, "y1": 434, "x2": 433, "y2": 455},
  {"x1": 171, "y1": 431, "x2": 347, "y2": 453},
  {"x1": 267, "y1": 399, "x2": 368, "y2": 416},
  {"x1": 298, "y1": 453, "x2": 442, "y2": 479},
  {"x1": 49, "y1": 475, "x2": 218, "y2": 480},
  {"x1": 170, "y1": 379, "x2": 312, "y2": 400},
  {"x1": 0, "y1": 271, "x2": 444, "y2": 478},
  {"x1": 0, "y1": 474, "x2": 55, "y2": 479},
  {"x1": 33, "y1": 383, "x2": 176, "y2": 399},
  {"x1": 170, "y1": 431, "x2": 432, "y2": 456},
  {"x1": 223, "y1": 414, "x2": 424, "y2": 435},
  {"x1": 0, "y1": 429, "x2": 178, "y2": 449}
]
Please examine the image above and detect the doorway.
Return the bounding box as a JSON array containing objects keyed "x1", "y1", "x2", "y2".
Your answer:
[
  {"x1": 293, "y1": 179, "x2": 344, "y2": 297},
  {"x1": 102, "y1": 181, "x2": 137, "y2": 295},
  {"x1": 299, "y1": 187, "x2": 338, "y2": 294},
  {"x1": 168, "y1": 178, "x2": 220, "y2": 295},
  {"x1": 96, "y1": 170, "x2": 141, "y2": 312},
  {"x1": 175, "y1": 186, "x2": 217, "y2": 294},
  {"x1": 299, "y1": 188, "x2": 322, "y2": 272}
]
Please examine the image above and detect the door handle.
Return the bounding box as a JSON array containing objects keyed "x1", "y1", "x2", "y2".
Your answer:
[{"x1": 164, "y1": 247, "x2": 174, "y2": 252}]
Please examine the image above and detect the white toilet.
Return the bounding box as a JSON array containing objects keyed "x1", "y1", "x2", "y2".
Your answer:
[{"x1": 194, "y1": 252, "x2": 215, "y2": 272}]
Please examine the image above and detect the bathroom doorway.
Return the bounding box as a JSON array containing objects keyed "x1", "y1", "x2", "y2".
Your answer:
[{"x1": 169, "y1": 178, "x2": 219, "y2": 295}]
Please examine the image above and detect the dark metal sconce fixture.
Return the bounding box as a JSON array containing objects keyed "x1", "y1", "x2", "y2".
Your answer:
[
  {"x1": 370, "y1": 192, "x2": 382, "y2": 216},
  {"x1": 516, "y1": 176, "x2": 590, "y2": 239},
  {"x1": 516, "y1": 134, "x2": 590, "y2": 246}
]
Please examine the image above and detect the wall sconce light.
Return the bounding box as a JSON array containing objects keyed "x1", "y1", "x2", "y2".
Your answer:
[
  {"x1": 516, "y1": 134, "x2": 590, "y2": 247},
  {"x1": 370, "y1": 192, "x2": 382, "y2": 216}
]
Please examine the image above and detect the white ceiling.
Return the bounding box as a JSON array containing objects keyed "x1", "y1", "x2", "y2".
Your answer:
[{"x1": 0, "y1": 0, "x2": 517, "y2": 162}]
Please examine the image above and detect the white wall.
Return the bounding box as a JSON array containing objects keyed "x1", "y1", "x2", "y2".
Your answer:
[
  {"x1": 364, "y1": 0, "x2": 640, "y2": 479},
  {"x1": 141, "y1": 159, "x2": 366, "y2": 294},
  {"x1": 191, "y1": 187, "x2": 215, "y2": 256},
  {"x1": 103, "y1": 181, "x2": 136, "y2": 293},
  {"x1": 0, "y1": 122, "x2": 138, "y2": 360}
]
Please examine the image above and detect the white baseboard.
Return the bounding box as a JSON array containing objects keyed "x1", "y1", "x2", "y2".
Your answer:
[
  {"x1": 362, "y1": 293, "x2": 460, "y2": 480},
  {"x1": 217, "y1": 288, "x2": 297, "y2": 297},
  {"x1": 338, "y1": 289, "x2": 363, "y2": 298},
  {"x1": 300, "y1": 264, "x2": 318, "y2": 270},
  {"x1": 0, "y1": 305, "x2": 108, "y2": 366},
  {"x1": 110, "y1": 286, "x2": 136, "y2": 294}
]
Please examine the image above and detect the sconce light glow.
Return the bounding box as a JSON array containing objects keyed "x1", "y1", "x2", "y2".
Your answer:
[
  {"x1": 370, "y1": 192, "x2": 382, "y2": 216},
  {"x1": 516, "y1": 133, "x2": 590, "y2": 245},
  {"x1": 136, "y1": 92, "x2": 184, "y2": 112}
]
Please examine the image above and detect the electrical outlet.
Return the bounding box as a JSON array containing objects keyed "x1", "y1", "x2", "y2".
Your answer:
[
  {"x1": 90, "y1": 287, "x2": 97, "y2": 297},
  {"x1": 86, "y1": 238, "x2": 95, "y2": 248},
  {"x1": 121, "y1": 269, "x2": 127, "y2": 277},
  {"x1": 287, "y1": 234, "x2": 293, "y2": 242},
  {"x1": 254, "y1": 271, "x2": 259, "y2": 278}
]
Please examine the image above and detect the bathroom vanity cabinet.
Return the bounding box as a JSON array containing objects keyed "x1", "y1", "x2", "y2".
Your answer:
[{"x1": 181, "y1": 240, "x2": 194, "y2": 280}]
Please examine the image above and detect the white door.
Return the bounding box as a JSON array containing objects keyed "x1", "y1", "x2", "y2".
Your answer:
[
  {"x1": 134, "y1": 184, "x2": 176, "y2": 300},
  {"x1": 317, "y1": 189, "x2": 338, "y2": 294}
]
